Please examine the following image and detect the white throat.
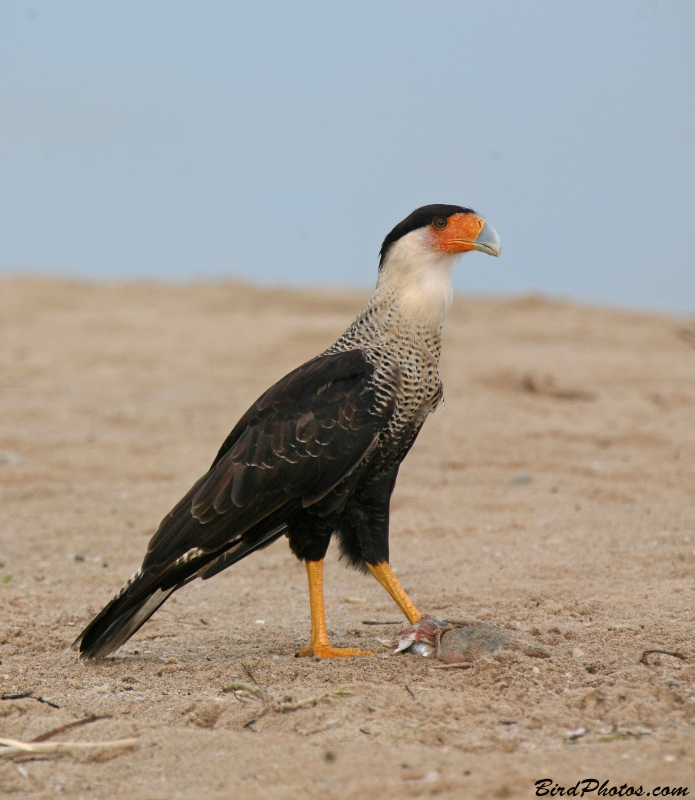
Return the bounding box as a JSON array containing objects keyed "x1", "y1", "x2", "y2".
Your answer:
[{"x1": 374, "y1": 227, "x2": 458, "y2": 332}]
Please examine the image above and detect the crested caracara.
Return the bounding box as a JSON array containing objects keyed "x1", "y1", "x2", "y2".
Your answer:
[{"x1": 75, "y1": 204, "x2": 501, "y2": 659}]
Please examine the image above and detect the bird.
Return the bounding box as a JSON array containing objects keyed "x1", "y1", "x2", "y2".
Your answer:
[{"x1": 74, "y1": 204, "x2": 501, "y2": 660}]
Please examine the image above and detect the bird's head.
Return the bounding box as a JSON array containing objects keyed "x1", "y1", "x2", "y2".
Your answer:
[
  {"x1": 379, "y1": 204, "x2": 501, "y2": 270},
  {"x1": 374, "y1": 205, "x2": 500, "y2": 330}
]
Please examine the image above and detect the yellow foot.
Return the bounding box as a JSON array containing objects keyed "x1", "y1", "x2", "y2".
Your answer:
[{"x1": 297, "y1": 644, "x2": 374, "y2": 659}]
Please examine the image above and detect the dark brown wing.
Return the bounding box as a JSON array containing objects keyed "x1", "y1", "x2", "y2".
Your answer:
[
  {"x1": 75, "y1": 348, "x2": 398, "y2": 658},
  {"x1": 143, "y1": 348, "x2": 395, "y2": 570}
]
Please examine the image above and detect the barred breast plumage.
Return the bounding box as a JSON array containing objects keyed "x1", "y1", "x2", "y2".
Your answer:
[{"x1": 325, "y1": 290, "x2": 445, "y2": 473}]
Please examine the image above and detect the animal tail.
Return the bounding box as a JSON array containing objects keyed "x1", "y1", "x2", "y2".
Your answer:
[
  {"x1": 73, "y1": 536, "x2": 220, "y2": 659},
  {"x1": 73, "y1": 525, "x2": 287, "y2": 659},
  {"x1": 72, "y1": 568, "x2": 185, "y2": 659}
]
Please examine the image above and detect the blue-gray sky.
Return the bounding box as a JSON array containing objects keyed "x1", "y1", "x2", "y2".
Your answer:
[{"x1": 1, "y1": 1, "x2": 693, "y2": 312}]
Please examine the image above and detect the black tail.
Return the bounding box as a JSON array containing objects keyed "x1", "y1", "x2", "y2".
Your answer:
[
  {"x1": 72, "y1": 567, "x2": 189, "y2": 659},
  {"x1": 74, "y1": 525, "x2": 286, "y2": 659}
]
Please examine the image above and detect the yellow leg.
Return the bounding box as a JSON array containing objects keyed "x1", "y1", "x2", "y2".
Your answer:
[
  {"x1": 367, "y1": 562, "x2": 421, "y2": 624},
  {"x1": 297, "y1": 559, "x2": 374, "y2": 659}
]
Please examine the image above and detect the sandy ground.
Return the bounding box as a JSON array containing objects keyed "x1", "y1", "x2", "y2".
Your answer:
[{"x1": 1, "y1": 276, "x2": 694, "y2": 799}]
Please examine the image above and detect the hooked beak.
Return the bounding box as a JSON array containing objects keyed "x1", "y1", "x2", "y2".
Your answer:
[{"x1": 472, "y1": 222, "x2": 501, "y2": 257}]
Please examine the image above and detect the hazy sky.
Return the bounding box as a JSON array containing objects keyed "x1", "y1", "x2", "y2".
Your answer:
[{"x1": 1, "y1": 1, "x2": 693, "y2": 311}]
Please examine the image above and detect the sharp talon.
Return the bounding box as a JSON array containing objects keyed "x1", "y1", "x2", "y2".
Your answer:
[{"x1": 297, "y1": 645, "x2": 374, "y2": 659}]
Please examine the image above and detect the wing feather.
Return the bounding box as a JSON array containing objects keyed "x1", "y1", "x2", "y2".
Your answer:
[
  {"x1": 142, "y1": 349, "x2": 397, "y2": 572},
  {"x1": 76, "y1": 348, "x2": 401, "y2": 658}
]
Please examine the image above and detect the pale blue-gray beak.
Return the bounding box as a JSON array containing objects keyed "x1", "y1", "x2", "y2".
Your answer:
[{"x1": 473, "y1": 222, "x2": 501, "y2": 257}]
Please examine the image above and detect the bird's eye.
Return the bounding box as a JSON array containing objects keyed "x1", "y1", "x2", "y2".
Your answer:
[{"x1": 432, "y1": 216, "x2": 448, "y2": 230}]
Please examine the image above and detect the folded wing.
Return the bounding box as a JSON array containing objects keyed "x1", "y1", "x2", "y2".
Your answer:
[{"x1": 75, "y1": 348, "x2": 397, "y2": 658}]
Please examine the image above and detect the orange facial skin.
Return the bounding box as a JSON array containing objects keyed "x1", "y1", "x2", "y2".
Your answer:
[{"x1": 430, "y1": 212, "x2": 486, "y2": 254}]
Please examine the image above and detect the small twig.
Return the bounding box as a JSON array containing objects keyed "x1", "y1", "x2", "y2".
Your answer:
[
  {"x1": 243, "y1": 706, "x2": 270, "y2": 729},
  {"x1": 229, "y1": 665, "x2": 275, "y2": 726},
  {"x1": 230, "y1": 672, "x2": 351, "y2": 723},
  {"x1": 0, "y1": 737, "x2": 138, "y2": 758},
  {"x1": 275, "y1": 687, "x2": 351, "y2": 713},
  {"x1": 238, "y1": 663, "x2": 272, "y2": 700},
  {"x1": 35, "y1": 696, "x2": 60, "y2": 709},
  {"x1": 430, "y1": 661, "x2": 473, "y2": 670},
  {"x1": 223, "y1": 682, "x2": 269, "y2": 702},
  {"x1": 404, "y1": 685, "x2": 416, "y2": 700},
  {"x1": 597, "y1": 731, "x2": 648, "y2": 743},
  {"x1": 31, "y1": 714, "x2": 111, "y2": 743},
  {"x1": 241, "y1": 662, "x2": 259, "y2": 687},
  {"x1": 639, "y1": 649, "x2": 687, "y2": 666},
  {"x1": 1, "y1": 691, "x2": 60, "y2": 709},
  {"x1": 361, "y1": 620, "x2": 402, "y2": 625}
]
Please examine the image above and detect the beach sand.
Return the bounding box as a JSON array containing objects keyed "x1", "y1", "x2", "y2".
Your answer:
[{"x1": 1, "y1": 276, "x2": 694, "y2": 797}]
